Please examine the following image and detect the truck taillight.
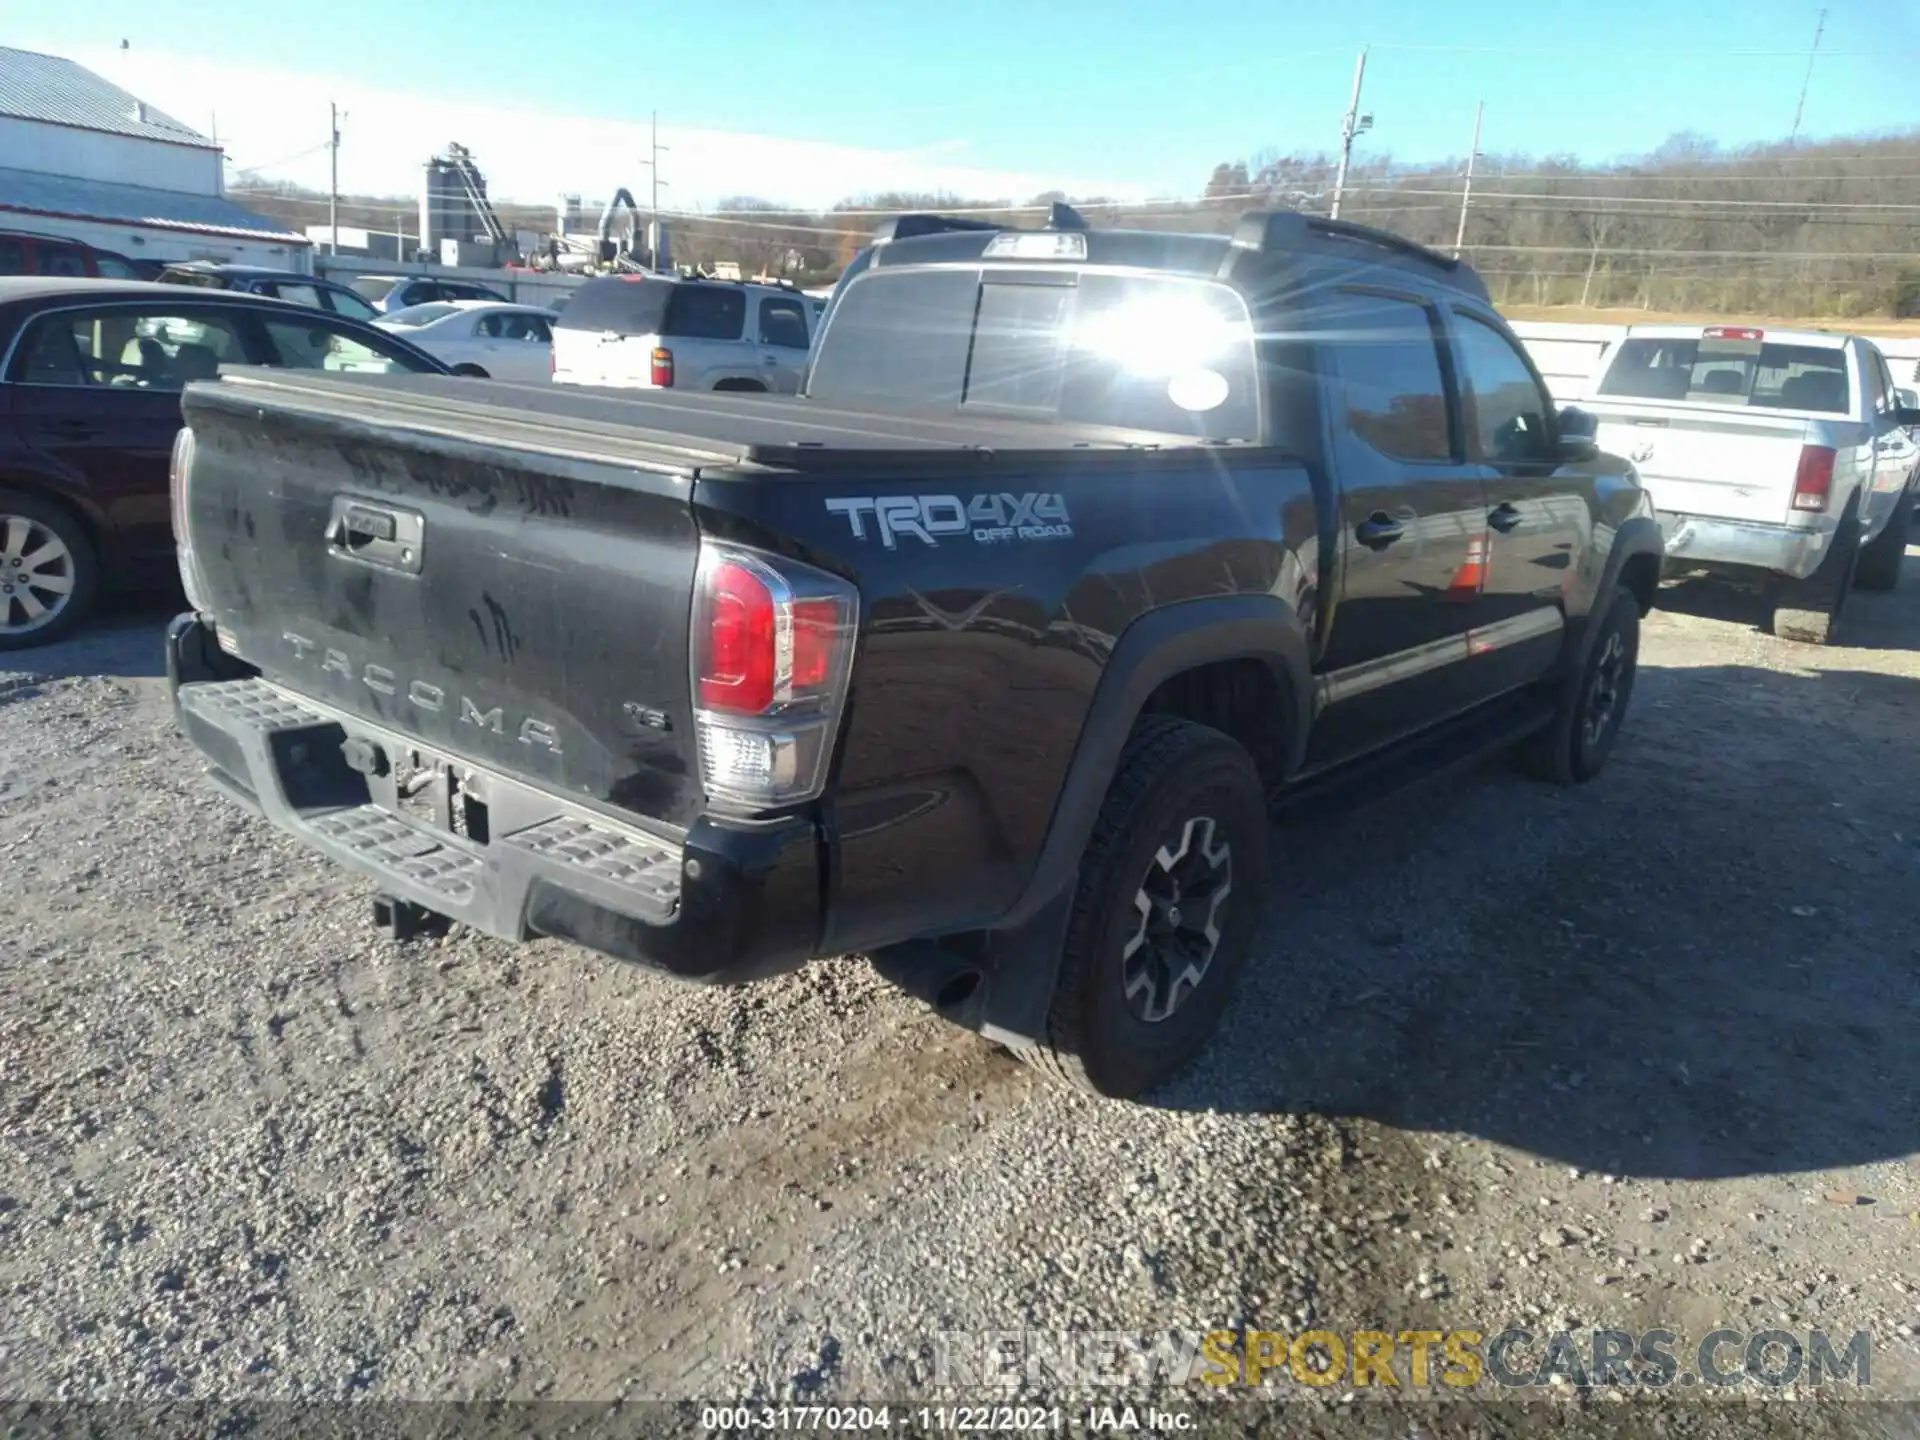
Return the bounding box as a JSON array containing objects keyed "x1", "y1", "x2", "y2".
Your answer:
[
  {"x1": 651, "y1": 347, "x2": 674, "y2": 387},
  {"x1": 691, "y1": 544, "x2": 857, "y2": 808},
  {"x1": 1704, "y1": 326, "x2": 1765, "y2": 341},
  {"x1": 1791, "y1": 444, "x2": 1836, "y2": 512},
  {"x1": 169, "y1": 426, "x2": 212, "y2": 612}
]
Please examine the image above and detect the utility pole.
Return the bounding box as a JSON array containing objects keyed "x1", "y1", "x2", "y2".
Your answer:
[
  {"x1": 1453, "y1": 100, "x2": 1484, "y2": 259},
  {"x1": 328, "y1": 101, "x2": 341, "y2": 254},
  {"x1": 638, "y1": 110, "x2": 670, "y2": 266},
  {"x1": 1789, "y1": 7, "x2": 1827, "y2": 143},
  {"x1": 1329, "y1": 47, "x2": 1370, "y2": 221}
]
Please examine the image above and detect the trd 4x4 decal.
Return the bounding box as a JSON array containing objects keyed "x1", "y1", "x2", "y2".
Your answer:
[{"x1": 825, "y1": 493, "x2": 1073, "y2": 549}]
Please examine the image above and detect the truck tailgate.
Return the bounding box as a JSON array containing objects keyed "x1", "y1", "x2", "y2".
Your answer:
[
  {"x1": 1590, "y1": 405, "x2": 1814, "y2": 526},
  {"x1": 177, "y1": 371, "x2": 711, "y2": 830}
]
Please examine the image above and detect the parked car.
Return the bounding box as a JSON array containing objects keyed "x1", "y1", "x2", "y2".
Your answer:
[
  {"x1": 1, "y1": 230, "x2": 152, "y2": 280},
  {"x1": 375, "y1": 300, "x2": 553, "y2": 380},
  {"x1": 353, "y1": 275, "x2": 510, "y2": 314},
  {"x1": 0, "y1": 277, "x2": 449, "y2": 650},
  {"x1": 163, "y1": 209, "x2": 1660, "y2": 1097},
  {"x1": 1582, "y1": 325, "x2": 1920, "y2": 643},
  {"x1": 155, "y1": 262, "x2": 384, "y2": 323},
  {"x1": 550, "y1": 274, "x2": 815, "y2": 393}
]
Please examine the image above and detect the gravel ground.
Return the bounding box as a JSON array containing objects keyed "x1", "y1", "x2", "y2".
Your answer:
[{"x1": 3, "y1": 559, "x2": 1919, "y2": 1434}]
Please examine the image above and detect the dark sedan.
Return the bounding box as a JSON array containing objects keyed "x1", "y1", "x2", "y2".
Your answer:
[{"x1": 0, "y1": 278, "x2": 448, "y2": 649}]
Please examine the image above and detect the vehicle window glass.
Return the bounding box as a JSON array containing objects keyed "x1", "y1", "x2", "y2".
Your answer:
[
  {"x1": 527, "y1": 317, "x2": 552, "y2": 344},
  {"x1": 556, "y1": 276, "x2": 672, "y2": 334},
  {"x1": 325, "y1": 287, "x2": 380, "y2": 321},
  {"x1": 1868, "y1": 351, "x2": 1896, "y2": 414},
  {"x1": 159, "y1": 269, "x2": 225, "y2": 289},
  {"x1": 92, "y1": 256, "x2": 139, "y2": 280},
  {"x1": 1453, "y1": 311, "x2": 1551, "y2": 461},
  {"x1": 381, "y1": 303, "x2": 460, "y2": 328},
  {"x1": 352, "y1": 276, "x2": 399, "y2": 303},
  {"x1": 0, "y1": 239, "x2": 25, "y2": 274},
  {"x1": 804, "y1": 269, "x2": 975, "y2": 410},
  {"x1": 259, "y1": 318, "x2": 439, "y2": 374},
  {"x1": 1596, "y1": 336, "x2": 1850, "y2": 413},
  {"x1": 12, "y1": 308, "x2": 246, "y2": 388},
  {"x1": 807, "y1": 269, "x2": 1260, "y2": 439},
  {"x1": 663, "y1": 286, "x2": 747, "y2": 341},
  {"x1": 270, "y1": 283, "x2": 325, "y2": 310},
  {"x1": 37, "y1": 250, "x2": 88, "y2": 278},
  {"x1": 965, "y1": 282, "x2": 1071, "y2": 414},
  {"x1": 758, "y1": 296, "x2": 810, "y2": 350},
  {"x1": 1324, "y1": 292, "x2": 1452, "y2": 462},
  {"x1": 10, "y1": 315, "x2": 89, "y2": 384}
]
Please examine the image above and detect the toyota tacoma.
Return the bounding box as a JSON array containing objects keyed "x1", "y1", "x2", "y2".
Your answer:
[{"x1": 165, "y1": 209, "x2": 1662, "y2": 1097}]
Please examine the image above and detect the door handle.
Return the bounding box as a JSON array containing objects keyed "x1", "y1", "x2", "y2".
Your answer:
[
  {"x1": 1488, "y1": 503, "x2": 1523, "y2": 533},
  {"x1": 49, "y1": 418, "x2": 95, "y2": 437},
  {"x1": 1354, "y1": 513, "x2": 1406, "y2": 549},
  {"x1": 763, "y1": 355, "x2": 780, "y2": 366}
]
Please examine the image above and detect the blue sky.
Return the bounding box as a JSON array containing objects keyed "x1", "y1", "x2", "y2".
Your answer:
[{"x1": 18, "y1": 0, "x2": 1920, "y2": 207}]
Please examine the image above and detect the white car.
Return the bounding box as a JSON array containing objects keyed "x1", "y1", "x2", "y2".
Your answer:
[{"x1": 375, "y1": 300, "x2": 553, "y2": 381}]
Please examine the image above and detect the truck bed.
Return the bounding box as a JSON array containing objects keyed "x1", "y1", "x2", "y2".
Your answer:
[{"x1": 206, "y1": 369, "x2": 1254, "y2": 475}]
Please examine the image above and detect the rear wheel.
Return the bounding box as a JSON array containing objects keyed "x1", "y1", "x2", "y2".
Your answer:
[
  {"x1": 1854, "y1": 493, "x2": 1911, "y2": 592},
  {"x1": 0, "y1": 491, "x2": 99, "y2": 651},
  {"x1": 1017, "y1": 716, "x2": 1267, "y2": 1099},
  {"x1": 1771, "y1": 516, "x2": 1859, "y2": 644}
]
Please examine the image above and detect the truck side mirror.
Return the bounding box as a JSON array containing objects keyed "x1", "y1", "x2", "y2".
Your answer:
[{"x1": 1556, "y1": 405, "x2": 1599, "y2": 461}]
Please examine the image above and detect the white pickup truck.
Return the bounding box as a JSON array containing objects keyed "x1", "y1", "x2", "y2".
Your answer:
[{"x1": 1580, "y1": 325, "x2": 1920, "y2": 643}]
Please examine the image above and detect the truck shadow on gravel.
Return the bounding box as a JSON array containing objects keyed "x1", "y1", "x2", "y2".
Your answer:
[{"x1": 1150, "y1": 660, "x2": 1920, "y2": 1183}]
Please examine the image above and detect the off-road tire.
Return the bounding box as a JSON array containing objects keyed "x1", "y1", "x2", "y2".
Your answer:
[
  {"x1": 0, "y1": 489, "x2": 100, "y2": 652},
  {"x1": 1853, "y1": 492, "x2": 1911, "y2": 592},
  {"x1": 1771, "y1": 515, "x2": 1859, "y2": 644},
  {"x1": 1511, "y1": 583, "x2": 1642, "y2": 786},
  {"x1": 1017, "y1": 716, "x2": 1267, "y2": 1099}
]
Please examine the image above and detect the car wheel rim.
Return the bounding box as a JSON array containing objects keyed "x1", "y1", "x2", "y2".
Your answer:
[
  {"x1": 0, "y1": 516, "x2": 76, "y2": 636},
  {"x1": 1121, "y1": 815, "x2": 1232, "y2": 1025},
  {"x1": 1581, "y1": 630, "x2": 1627, "y2": 750}
]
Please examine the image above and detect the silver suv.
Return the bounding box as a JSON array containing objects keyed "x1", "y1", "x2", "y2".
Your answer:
[{"x1": 549, "y1": 275, "x2": 815, "y2": 394}]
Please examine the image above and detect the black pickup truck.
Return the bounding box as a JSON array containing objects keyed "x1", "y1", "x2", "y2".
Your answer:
[{"x1": 165, "y1": 209, "x2": 1662, "y2": 1097}]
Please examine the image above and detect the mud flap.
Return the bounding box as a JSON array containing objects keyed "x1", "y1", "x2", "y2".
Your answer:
[{"x1": 868, "y1": 889, "x2": 1075, "y2": 1051}]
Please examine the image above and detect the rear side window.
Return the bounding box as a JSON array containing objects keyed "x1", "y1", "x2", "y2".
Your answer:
[
  {"x1": 269, "y1": 283, "x2": 325, "y2": 310},
  {"x1": 93, "y1": 256, "x2": 140, "y2": 280},
  {"x1": 324, "y1": 287, "x2": 380, "y2": 322},
  {"x1": 38, "y1": 249, "x2": 88, "y2": 278},
  {"x1": 663, "y1": 286, "x2": 746, "y2": 341},
  {"x1": 807, "y1": 269, "x2": 1260, "y2": 439},
  {"x1": 758, "y1": 296, "x2": 810, "y2": 350},
  {"x1": 1323, "y1": 292, "x2": 1452, "y2": 462},
  {"x1": 1597, "y1": 336, "x2": 1851, "y2": 413},
  {"x1": 556, "y1": 276, "x2": 673, "y2": 335},
  {"x1": 0, "y1": 239, "x2": 23, "y2": 274},
  {"x1": 259, "y1": 317, "x2": 439, "y2": 375}
]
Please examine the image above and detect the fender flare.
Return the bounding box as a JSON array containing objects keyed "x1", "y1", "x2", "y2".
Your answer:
[
  {"x1": 1572, "y1": 514, "x2": 1663, "y2": 671},
  {"x1": 994, "y1": 592, "x2": 1313, "y2": 932}
]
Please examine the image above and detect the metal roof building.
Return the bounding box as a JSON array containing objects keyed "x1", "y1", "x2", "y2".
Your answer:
[{"x1": 0, "y1": 46, "x2": 310, "y2": 267}]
